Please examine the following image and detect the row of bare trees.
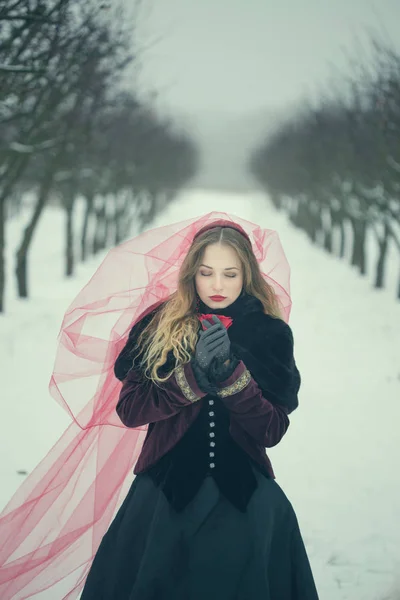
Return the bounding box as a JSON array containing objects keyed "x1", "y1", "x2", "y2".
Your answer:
[
  {"x1": 249, "y1": 37, "x2": 400, "y2": 300},
  {"x1": 0, "y1": 0, "x2": 198, "y2": 312}
]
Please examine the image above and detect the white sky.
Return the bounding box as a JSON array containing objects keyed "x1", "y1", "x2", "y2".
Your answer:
[{"x1": 133, "y1": 0, "x2": 400, "y2": 116}]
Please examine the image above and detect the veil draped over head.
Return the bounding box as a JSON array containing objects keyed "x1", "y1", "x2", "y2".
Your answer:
[{"x1": 0, "y1": 211, "x2": 292, "y2": 599}]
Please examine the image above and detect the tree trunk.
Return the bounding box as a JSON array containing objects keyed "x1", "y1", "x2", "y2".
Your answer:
[
  {"x1": 322, "y1": 207, "x2": 333, "y2": 254},
  {"x1": 93, "y1": 197, "x2": 106, "y2": 255},
  {"x1": 62, "y1": 183, "x2": 78, "y2": 277},
  {"x1": 15, "y1": 169, "x2": 54, "y2": 298},
  {"x1": 309, "y1": 208, "x2": 319, "y2": 245},
  {"x1": 350, "y1": 217, "x2": 367, "y2": 275},
  {"x1": 270, "y1": 193, "x2": 282, "y2": 210},
  {"x1": 0, "y1": 156, "x2": 31, "y2": 312},
  {"x1": 81, "y1": 192, "x2": 94, "y2": 262},
  {"x1": 374, "y1": 220, "x2": 390, "y2": 289},
  {"x1": 115, "y1": 194, "x2": 129, "y2": 246},
  {"x1": 139, "y1": 191, "x2": 158, "y2": 231},
  {"x1": 338, "y1": 214, "x2": 346, "y2": 259},
  {"x1": 323, "y1": 228, "x2": 333, "y2": 253},
  {"x1": 350, "y1": 217, "x2": 357, "y2": 267},
  {"x1": 358, "y1": 222, "x2": 367, "y2": 276},
  {"x1": 65, "y1": 202, "x2": 74, "y2": 277},
  {"x1": 102, "y1": 214, "x2": 111, "y2": 250}
]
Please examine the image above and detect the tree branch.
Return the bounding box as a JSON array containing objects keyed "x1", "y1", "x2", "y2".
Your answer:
[{"x1": 0, "y1": 64, "x2": 47, "y2": 73}]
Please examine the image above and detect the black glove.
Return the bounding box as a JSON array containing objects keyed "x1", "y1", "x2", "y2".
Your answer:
[
  {"x1": 194, "y1": 315, "x2": 231, "y2": 370},
  {"x1": 209, "y1": 353, "x2": 240, "y2": 383},
  {"x1": 191, "y1": 316, "x2": 232, "y2": 394},
  {"x1": 191, "y1": 360, "x2": 218, "y2": 395}
]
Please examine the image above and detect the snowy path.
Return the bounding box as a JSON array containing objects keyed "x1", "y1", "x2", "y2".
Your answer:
[{"x1": 1, "y1": 190, "x2": 399, "y2": 599}]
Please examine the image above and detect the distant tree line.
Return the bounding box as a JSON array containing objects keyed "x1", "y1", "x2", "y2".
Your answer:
[
  {"x1": 0, "y1": 0, "x2": 198, "y2": 312},
  {"x1": 250, "y1": 37, "x2": 400, "y2": 300}
]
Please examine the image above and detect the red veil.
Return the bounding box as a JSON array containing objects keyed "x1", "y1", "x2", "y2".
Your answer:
[{"x1": 0, "y1": 211, "x2": 292, "y2": 599}]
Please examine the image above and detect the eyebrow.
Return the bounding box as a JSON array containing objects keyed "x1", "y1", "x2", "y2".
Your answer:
[{"x1": 200, "y1": 264, "x2": 240, "y2": 270}]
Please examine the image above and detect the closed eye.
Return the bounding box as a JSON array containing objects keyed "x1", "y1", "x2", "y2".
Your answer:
[{"x1": 200, "y1": 272, "x2": 237, "y2": 278}]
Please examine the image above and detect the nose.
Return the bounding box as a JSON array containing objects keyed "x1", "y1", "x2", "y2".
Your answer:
[{"x1": 213, "y1": 275, "x2": 224, "y2": 292}]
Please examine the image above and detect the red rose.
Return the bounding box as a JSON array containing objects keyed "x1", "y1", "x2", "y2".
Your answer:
[{"x1": 198, "y1": 313, "x2": 233, "y2": 330}]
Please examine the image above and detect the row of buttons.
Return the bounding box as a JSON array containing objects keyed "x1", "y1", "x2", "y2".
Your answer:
[{"x1": 209, "y1": 399, "x2": 215, "y2": 468}]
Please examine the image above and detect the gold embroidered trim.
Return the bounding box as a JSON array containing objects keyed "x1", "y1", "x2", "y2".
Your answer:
[
  {"x1": 217, "y1": 369, "x2": 251, "y2": 398},
  {"x1": 174, "y1": 365, "x2": 202, "y2": 403}
]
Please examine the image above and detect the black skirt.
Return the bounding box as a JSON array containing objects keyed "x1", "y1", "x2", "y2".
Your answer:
[{"x1": 81, "y1": 464, "x2": 319, "y2": 600}]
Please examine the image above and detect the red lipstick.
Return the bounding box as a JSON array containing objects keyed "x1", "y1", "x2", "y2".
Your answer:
[{"x1": 209, "y1": 295, "x2": 226, "y2": 302}]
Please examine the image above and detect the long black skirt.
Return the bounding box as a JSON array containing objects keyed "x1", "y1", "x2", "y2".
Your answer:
[{"x1": 81, "y1": 464, "x2": 319, "y2": 599}]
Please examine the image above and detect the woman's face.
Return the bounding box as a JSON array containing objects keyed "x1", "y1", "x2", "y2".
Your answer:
[{"x1": 195, "y1": 243, "x2": 243, "y2": 310}]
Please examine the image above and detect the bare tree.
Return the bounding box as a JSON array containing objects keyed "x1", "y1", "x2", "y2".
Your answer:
[
  {"x1": 0, "y1": 0, "x2": 199, "y2": 309},
  {"x1": 249, "y1": 34, "x2": 400, "y2": 300}
]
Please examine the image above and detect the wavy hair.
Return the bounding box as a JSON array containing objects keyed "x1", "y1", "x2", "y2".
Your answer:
[{"x1": 132, "y1": 226, "x2": 283, "y2": 384}]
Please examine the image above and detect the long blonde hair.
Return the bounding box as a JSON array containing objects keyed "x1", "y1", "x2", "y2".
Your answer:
[{"x1": 133, "y1": 226, "x2": 283, "y2": 384}]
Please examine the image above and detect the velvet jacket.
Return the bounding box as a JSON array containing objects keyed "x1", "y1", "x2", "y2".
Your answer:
[{"x1": 114, "y1": 293, "x2": 301, "y2": 511}]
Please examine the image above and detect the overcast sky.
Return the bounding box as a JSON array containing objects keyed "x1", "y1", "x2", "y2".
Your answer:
[{"x1": 133, "y1": 0, "x2": 400, "y2": 117}]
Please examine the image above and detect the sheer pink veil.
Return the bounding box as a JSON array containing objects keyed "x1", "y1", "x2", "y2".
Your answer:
[{"x1": 0, "y1": 211, "x2": 292, "y2": 599}]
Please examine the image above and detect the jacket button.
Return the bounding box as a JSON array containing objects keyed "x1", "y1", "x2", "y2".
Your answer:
[
  {"x1": 210, "y1": 441, "x2": 215, "y2": 447},
  {"x1": 210, "y1": 422, "x2": 215, "y2": 427},
  {"x1": 209, "y1": 463, "x2": 215, "y2": 469},
  {"x1": 209, "y1": 452, "x2": 215, "y2": 457},
  {"x1": 209, "y1": 411, "x2": 214, "y2": 416},
  {"x1": 209, "y1": 432, "x2": 215, "y2": 438},
  {"x1": 209, "y1": 400, "x2": 214, "y2": 406}
]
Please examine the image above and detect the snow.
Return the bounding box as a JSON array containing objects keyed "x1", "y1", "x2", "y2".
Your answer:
[{"x1": 1, "y1": 189, "x2": 399, "y2": 599}]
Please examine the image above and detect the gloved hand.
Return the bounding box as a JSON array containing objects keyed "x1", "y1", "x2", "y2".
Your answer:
[
  {"x1": 194, "y1": 315, "x2": 231, "y2": 371},
  {"x1": 209, "y1": 353, "x2": 240, "y2": 383}
]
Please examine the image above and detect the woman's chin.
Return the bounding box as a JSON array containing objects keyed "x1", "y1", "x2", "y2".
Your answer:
[{"x1": 207, "y1": 299, "x2": 229, "y2": 308}]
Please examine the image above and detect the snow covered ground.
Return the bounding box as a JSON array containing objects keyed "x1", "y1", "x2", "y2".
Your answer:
[{"x1": 1, "y1": 189, "x2": 399, "y2": 599}]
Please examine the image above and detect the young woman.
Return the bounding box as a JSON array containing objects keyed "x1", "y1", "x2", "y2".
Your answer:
[
  {"x1": 80, "y1": 219, "x2": 319, "y2": 599},
  {"x1": 0, "y1": 213, "x2": 319, "y2": 600}
]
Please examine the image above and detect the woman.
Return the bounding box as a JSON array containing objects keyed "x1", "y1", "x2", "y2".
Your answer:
[
  {"x1": 0, "y1": 213, "x2": 318, "y2": 600},
  {"x1": 80, "y1": 219, "x2": 319, "y2": 599}
]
